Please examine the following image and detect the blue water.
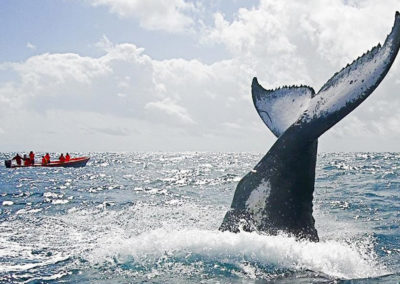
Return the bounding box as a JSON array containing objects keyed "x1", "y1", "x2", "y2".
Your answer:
[{"x1": 1, "y1": 152, "x2": 400, "y2": 283}]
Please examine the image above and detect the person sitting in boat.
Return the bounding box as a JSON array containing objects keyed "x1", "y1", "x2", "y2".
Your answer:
[
  {"x1": 45, "y1": 153, "x2": 50, "y2": 163},
  {"x1": 59, "y1": 153, "x2": 65, "y2": 163},
  {"x1": 41, "y1": 156, "x2": 48, "y2": 165},
  {"x1": 65, "y1": 153, "x2": 70, "y2": 162},
  {"x1": 12, "y1": 154, "x2": 23, "y2": 166},
  {"x1": 23, "y1": 154, "x2": 31, "y2": 166},
  {"x1": 29, "y1": 151, "x2": 35, "y2": 165}
]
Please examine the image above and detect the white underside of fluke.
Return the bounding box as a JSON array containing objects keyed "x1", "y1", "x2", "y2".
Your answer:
[{"x1": 253, "y1": 86, "x2": 314, "y2": 137}]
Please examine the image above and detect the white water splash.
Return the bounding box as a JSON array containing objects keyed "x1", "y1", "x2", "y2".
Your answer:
[{"x1": 88, "y1": 228, "x2": 387, "y2": 280}]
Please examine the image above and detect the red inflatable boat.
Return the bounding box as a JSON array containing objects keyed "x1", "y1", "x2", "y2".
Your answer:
[{"x1": 4, "y1": 157, "x2": 90, "y2": 168}]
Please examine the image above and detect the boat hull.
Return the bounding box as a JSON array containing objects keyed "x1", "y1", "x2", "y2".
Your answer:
[{"x1": 4, "y1": 157, "x2": 90, "y2": 168}]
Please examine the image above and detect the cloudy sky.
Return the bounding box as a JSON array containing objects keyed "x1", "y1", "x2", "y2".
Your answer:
[{"x1": 0, "y1": 0, "x2": 399, "y2": 152}]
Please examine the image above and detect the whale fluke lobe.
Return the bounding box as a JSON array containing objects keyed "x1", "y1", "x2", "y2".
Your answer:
[
  {"x1": 252, "y1": 78, "x2": 315, "y2": 137},
  {"x1": 298, "y1": 12, "x2": 400, "y2": 140},
  {"x1": 220, "y1": 12, "x2": 400, "y2": 241}
]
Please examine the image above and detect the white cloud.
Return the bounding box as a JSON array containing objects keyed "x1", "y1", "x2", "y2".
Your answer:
[
  {"x1": 88, "y1": 0, "x2": 197, "y2": 33},
  {"x1": 26, "y1": 42, "x2": 36, "y2": 50},
  {"x1": 221, "y1": 122, "x2": 242, "y2": 130},
  {"x1": 145, "y1": 98, "x2": 196, "y2": 125},
  {"x1": 203, "y1": 0, "x2": 400, "y2": 88},
  {"x1": 0, "y1": 39, "x2": 262, "y2": 151},
  {"x1": 1, "y1": 1, "x2": 400, "y2": 151}
]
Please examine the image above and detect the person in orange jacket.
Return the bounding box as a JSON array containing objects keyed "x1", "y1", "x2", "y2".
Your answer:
[
  {"x1": 23, "y1": 154, "x2": 31, "y2": 166},
  {"x1": 29, "y1": 151, "x2": 35, "y2": 165},
  {"x1": 41, "y1": 156, "x2": 48, "y2": 165},
  {"x1": 45, "y1": 153, "x2": 51, "y2": 163},
  {"x1": 65, "y1": 153, "x2": 70, "y2": 162},
  {"x1": 59, "y1": 154, "x2": 65, "y2": 163}
]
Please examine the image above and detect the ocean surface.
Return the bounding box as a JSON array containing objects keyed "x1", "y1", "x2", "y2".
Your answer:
[{"x1": 1, "y1": 152, "x2": 400, "y2": 283}]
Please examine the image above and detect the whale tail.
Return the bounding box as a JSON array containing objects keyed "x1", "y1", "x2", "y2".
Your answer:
[{"x1": 220, "y1": 12, "x2": 400, "y2": 241}]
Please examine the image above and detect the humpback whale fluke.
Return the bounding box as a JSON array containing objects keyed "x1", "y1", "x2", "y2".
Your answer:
[{"x1": 220, "y1": 12, "x2": 400, "y2": 242}]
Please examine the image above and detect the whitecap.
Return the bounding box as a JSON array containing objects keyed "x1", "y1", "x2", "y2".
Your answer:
[
  {"x1": 51, "y1": 199, "x2": 69, "y2": 205},
  {"x1": 87, "y1": 229, "x2": 387, "y2": 280}
]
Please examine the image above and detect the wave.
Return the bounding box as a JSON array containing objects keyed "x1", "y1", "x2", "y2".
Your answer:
[{"x1": 87, "y1": 228, "x2": 387, "y2": 281}]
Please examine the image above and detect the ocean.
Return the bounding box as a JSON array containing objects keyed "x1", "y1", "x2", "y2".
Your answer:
[{"x1": 1, "y1": 152, "x2": 400, "y2": 283}]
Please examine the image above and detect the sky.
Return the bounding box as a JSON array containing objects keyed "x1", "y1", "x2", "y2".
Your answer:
[{"x1": 0, "y1": 0, "x2": 400, "y2": 152}]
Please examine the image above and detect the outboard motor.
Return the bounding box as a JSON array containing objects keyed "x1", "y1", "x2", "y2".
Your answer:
[{"x1": 5, "y1": 160, "x2": 12, "y2": 168}]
